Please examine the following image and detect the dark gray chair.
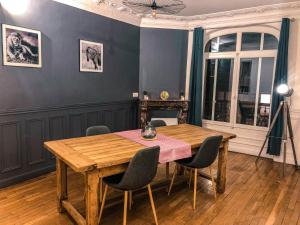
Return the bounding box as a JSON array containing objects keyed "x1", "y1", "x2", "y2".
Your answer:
[
  {"x1": 86, "y1": 125, "x2": 111, "y2": 136},
  {"x1": 98, "y1": 146, "x2": 160, "y2": 225},
  {"x1": 168, "y1": 135, "x2": 223, "y2": 210},
  {"x1": 150, "y1": 120, "x2": 167, "y2": 128}
]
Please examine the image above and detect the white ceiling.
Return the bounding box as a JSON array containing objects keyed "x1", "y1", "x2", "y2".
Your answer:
[
  {"x1": 176, "y1": 0, "x2": 296, "y2": 16},
  {"x1": 94, "y1": 0, "x2": 298, "y2": 16}
]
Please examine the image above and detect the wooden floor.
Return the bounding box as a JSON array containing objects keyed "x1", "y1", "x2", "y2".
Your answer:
[{"x1": 0, "y1": 152, "x2": 300, "y2": 225}]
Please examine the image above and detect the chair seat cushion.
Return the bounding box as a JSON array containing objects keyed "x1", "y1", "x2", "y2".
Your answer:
[{"x1": 175, "y1": 155, "x2": 195, "y2": 168}]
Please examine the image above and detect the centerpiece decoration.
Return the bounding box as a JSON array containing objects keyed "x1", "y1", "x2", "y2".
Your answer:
[{"x1": 141, "y1": 122, "x2": 157, "y2": 140}]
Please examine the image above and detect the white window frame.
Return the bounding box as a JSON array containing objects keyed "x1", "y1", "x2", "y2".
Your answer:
[{"x1": 202, "y1": 26, "x2": 279, "y2": 131}]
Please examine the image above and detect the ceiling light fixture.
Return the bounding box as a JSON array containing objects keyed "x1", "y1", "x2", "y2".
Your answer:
[
  {"x1": 122, "y1": 0, "x2": 185, "y2": 18},
  {"x1": 0, "y1": 0, "x2": 30, "y2": 15}
]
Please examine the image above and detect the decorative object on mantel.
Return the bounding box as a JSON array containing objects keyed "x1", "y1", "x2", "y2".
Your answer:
[
  {"x1": 139, "y1": 99, "x2": 189, "y2": 128},
  {"x1": 180, "y1": 91, "x2": 185, "y2": 100},
  {"x1": 122, "y1": 0, "x2": 185, "y2": 18},
  {"x1": 160, "y1": 90, "x2": 170, "y2": 100},
  {"x1": 141, "y1": 122, "x2": 157, "y2": 140},
  {"x1": 143, "y1": 91, "x2": 149, "y2": 100}
]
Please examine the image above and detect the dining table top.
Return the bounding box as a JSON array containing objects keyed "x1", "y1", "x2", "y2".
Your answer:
[{"x1": 44, "y1": 124, "x2": 236, "y2": 173}]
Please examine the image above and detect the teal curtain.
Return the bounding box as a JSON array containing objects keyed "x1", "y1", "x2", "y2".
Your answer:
[
  {"x1": 188, "y1": 27, "x2": 204, "y2": 126},
  {"x1": 267, "y1": 18, "x2": 290, "y2": 155}
]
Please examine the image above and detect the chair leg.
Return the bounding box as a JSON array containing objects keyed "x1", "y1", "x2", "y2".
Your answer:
[
  {"x1": 168, "y1": 164, "x2": 177, "y2": 196},
  {"x1": 147, "y1": 184, "x2": 158, "y2": 225},
  {"x1": 123, "y1": 191, "x2": 128, "y2": 225},
  {"x1": 166, "y1": 162, "x2": 170, "y2": 179},
  {"x1": 98, "y1": 184, "x2": 108, "y2": 225},
  {"x1": 193, "y1": 168, "x2": 197, "y2": 210},
  {"x1": 189, "y1": 169, "x2": 192, "y2": 188},
  {"x1": 129, "y1": 191, "x2": 133, "y2": 210},
  {"x1": 209, "y1": 166, "x2": 217, "y2": 199}
]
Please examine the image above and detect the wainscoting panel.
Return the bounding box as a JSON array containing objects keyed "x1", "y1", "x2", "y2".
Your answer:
[
  {"x1": 0, "y1": 100, "x2": 138, "y2": 188},
  {"x1": 0, "y1": 122, "x2": 22, "y2": 174},
  {"x1": 26, "y1": 119, "x2": 47, "y2": 166}
]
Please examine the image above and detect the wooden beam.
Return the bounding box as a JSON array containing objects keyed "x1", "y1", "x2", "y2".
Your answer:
[
  {"x1": 85, "y1": 170, "x2": 100, "y2": 225},
  {"x1": 217, "y1": 141, "x2": 228, "y2": 193},
  {"x1": 62, "y1": 200, "x2": 86, "y2": 225},
  {"x1": 56, "y1": 159, "x2": 67, "y2": 213}
]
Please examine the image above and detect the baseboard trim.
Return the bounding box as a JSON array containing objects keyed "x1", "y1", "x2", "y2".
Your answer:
[{"x1": 0, "y1": 164, "x2": 56, "y2": 189}]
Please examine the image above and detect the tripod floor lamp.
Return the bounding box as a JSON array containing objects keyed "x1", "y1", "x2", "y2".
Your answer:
[{"x1": 256, "y1": 84, "x2": 299, "y2": 176}]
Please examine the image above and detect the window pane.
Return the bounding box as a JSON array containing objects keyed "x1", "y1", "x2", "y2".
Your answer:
[
  {"x1": 205, "y1": 37, "x2": 218, "y2": 52},
  {"x1": 219, "y1": 34, "x2": 237, "y2": 52},
  {"x1": 236, "y1": 58, "x2": 259, "y2": 125},
  {"x1": 205, "y1": 34, "x2": 237, "y2": 52},
  {"x1": 214, "y1": 59, "x2": 234, "y2": 122},
  {"x1": 263, "y1": 34, "x2": 278, "y2": 50},
  {"x1": 241, "y1": 33, "x2": 261, "y2": 51},
  {"x1": 203, "y1": 59, "x2": 216, "y2": 120},
  {"x1": 256, "y1": 58, "x2": 275, "y2": 127}
]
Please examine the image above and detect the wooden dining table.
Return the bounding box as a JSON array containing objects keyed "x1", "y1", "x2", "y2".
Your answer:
[{"x1": 44, "y1": 124, "x2": 236, "y2": 225}]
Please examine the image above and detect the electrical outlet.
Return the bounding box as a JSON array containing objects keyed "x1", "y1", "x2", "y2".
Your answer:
[{"x1": 132, "y1": 92, "x2": 139, "y2": 98}]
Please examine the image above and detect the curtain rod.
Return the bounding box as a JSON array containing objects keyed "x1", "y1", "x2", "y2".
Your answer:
[{"x1": 200, "y1": 17, "x2": 296, "y2": 31}]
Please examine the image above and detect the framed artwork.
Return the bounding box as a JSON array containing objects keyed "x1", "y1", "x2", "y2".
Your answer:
[
  {"x1": 80, "y1": 40, "x2": 103, "y2": 73},
  {"x1": 2, "y1": 24, "x2": 42, "y2": 68}
]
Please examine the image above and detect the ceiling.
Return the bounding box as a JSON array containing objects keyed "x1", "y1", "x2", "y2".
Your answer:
[
  {"x1": 91, "y1": 0, "x2": 298, "y2": 17},
  {"x1": 175, "y1": 0, "x2": 296, "y2": 16}
]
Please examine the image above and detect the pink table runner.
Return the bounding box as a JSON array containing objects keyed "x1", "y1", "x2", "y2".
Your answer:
[{"x1": 115, "y1": 129, "x2": 192, "y2": 163}]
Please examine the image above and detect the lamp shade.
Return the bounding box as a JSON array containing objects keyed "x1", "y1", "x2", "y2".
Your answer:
[{"x1": 260, "y1": 94, "x2": 271, "y2": 104}]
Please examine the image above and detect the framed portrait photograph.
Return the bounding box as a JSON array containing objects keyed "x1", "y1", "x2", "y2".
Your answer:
[
  {"x1": 2, "y1": 24, "x2": 42, "y2": 68},
  {"x1": 80, "y1": 40, "x2": 103, "y2": 73}
]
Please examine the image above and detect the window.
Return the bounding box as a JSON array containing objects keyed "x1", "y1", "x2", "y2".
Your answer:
[
  {"x1": 241, "y1": 33, "x2": 261, "y2": 51},
  {"x1": 203, "y1": 31, "x2": 278, "y2": 129},
  {"x1": 203, "y1": 58, "x2": 234, "y2": 122},
  {"x1": 205, "y1": 33, "x2": 237, "y2": 52}
]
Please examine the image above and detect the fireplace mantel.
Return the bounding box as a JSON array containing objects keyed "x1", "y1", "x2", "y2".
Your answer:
[{"x1": 139, "y1": 99, "x2": 189, "y2": 128}]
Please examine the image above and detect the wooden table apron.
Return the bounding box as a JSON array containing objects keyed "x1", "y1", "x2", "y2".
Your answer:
[{"x1": 44, "y1": 124, "x2": 235, "y2": 225}]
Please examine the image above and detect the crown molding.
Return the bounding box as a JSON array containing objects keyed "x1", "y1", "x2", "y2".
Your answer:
[
  {"x1": 52, "y1": 0, "x2": 300, "y2": 30},
  {"x1": 53, "y1": 0, "x2": 142, "y2": 27},
  {"x1": 141, "y1": 1, "x2": 300, "y2": 30},
  {"x1": 187, "y1": 1, "x2": 300, "y2": 29}
]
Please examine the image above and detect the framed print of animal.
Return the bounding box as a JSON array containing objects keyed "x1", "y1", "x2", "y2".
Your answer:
[
  {"x1": 2, "y1": 24, "x2": 42, "y2": 68},
  {"x1": 80, "y1": 40, "x2": 103, "y2": 73}
]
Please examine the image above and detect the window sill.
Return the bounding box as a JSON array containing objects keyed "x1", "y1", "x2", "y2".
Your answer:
[{"x1": 202, "y1": 119, "x2": 269, "y2": 132}]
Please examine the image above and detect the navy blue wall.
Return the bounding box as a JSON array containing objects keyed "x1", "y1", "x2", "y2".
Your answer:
[
  {"x1": 0, "y1": 0, "x2": 140, "y2": 111},
  {"x1": 0, "y1": 0, "x2": 140, "y2": 188},
  {"x1": 139, "y1": 28, "x2": 188, "y2": 99},
  {"x1": 0, "y1": 0, "x2": 189, "y2": 188}
]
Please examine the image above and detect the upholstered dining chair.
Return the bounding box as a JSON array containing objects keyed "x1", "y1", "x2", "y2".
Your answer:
[
  {"x1": 86, "y1": 125, "x2": 111, "y2": 136},
  {"x1": 150, "y1": 120, "x2": 167, "y2": 128},
  {"x1": 98, "y1": 146, "x2": 160, "y2": 225},
  {"x1": 168, "y1": 135, "x2": 223, "y2": 210}
]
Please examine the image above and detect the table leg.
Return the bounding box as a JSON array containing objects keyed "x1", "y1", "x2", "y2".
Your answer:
[
  {"x1": 56, "y1": 158, "x2": 67, "y2": 213},
  {"x1": 85, "y1": 170, "x2": 100, "y2": 225},
  {"x1": 217, "y1": 141, "x2": 228, "y2": 193}
]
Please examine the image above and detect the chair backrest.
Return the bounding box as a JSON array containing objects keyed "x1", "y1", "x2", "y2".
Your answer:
[
  {"x1": 118, "y1": 146, "x2": 160, "y2": 190},
  {"x1": 150, "y1": 120, "x2": 167, "y2": 128},
  {"x1": 190, "y1": 135, "x2": 223, "y2": 168},
  {"x1": 86, "y1": 125, "x2": 111, "y2": 136}
]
